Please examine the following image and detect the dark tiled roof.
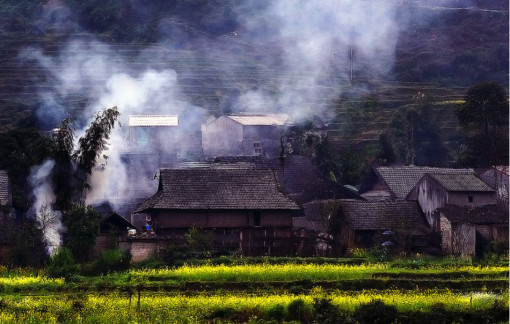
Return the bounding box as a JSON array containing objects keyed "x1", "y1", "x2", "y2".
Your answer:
[
  {"x1": 213, "y1": 155, "x2": 362, "y2": 204},
  {"x1": 0, "y1": 170, "x2": 11, "y2": 206},
  {"x1": 375, "y1": 166, "x2": 474, "y2": 198},
  {"x1": 341, "y1": 199, "x2": 430, "y2": 231},
  {"x1": 439, "y1": 204, "x2": 508, "y2": 224},
  {"x1": 100, "y1": 212, "x2": 136, "y2": 232},
  {"x1": 427, "y1": 173, "x2": 495, "y2": 192},
  {"x1": 135, "y1": 168, "x2": 301, "y2": 212},
  {"x1": 303, "y1": 199, "x2": 430, "y2": 232}
]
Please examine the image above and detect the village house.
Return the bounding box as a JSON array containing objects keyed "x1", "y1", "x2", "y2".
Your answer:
[
  {"x1": 358, "y1": 166, "x2": 474, "y2": 200},
  {"x1": 0, "y1": 170, "x2": 11, "y2": 212},
  {"x1": 213, "y1": 155, "x2": 361, "y2": 205},
  {"x1": 438, "y1": 204, "x2": 508, "y2": 256},
  {"x1": 133, "y1": 165, "x2": 301, "y2": 258},
  {"x1": 408, "y1": 172, "x2": 497, "y2": 230},
  {"x1": 476, "y1": 166, "x2": 509, "y2": 212},
  {"x1": 294, "y1": 199, "x2": 436, "y2": 256},
  {"x1": 92, "y1": 201, "x2": 137, "y2": 254},
  {"x1": 126, "y1": 115, "x2": 179, "y2": 151},
  {"x1": 201, "y1": 113, "x2": 289, "y2": 158}
]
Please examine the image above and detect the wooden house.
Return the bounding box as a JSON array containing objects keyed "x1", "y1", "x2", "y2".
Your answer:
[
  {"x1": 294, "y1": 199, "x2": 437, "y2": 256},
  {"x1": 134, "y1": 165, "x2": 301, "y2": 257},
  {"x1": 0, "y1": 170, "x2": 11, "y2": 211},
  {"x1": 213, "y1": 155, "x2": 361, "y2": 205},
  {"x1": 438, "y1": 204, "x2": 508, "y2": 256},
  {"x1": 201, "y1": 114, "x2": 289, "y2": 158}
]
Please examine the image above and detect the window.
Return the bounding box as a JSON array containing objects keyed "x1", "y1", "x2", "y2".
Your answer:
[
  {"x1": 137, "y1": 127, "x2": 149, "y2": 146},
  {"x1": 253, "y1": 211, "x2": 261, "y2": 227},
  {"x1": 468, "y1": 195, "x2": 474, "y2": 203},
  {"x1": 253, "y1": 142, "x2": 262, "y2": 154}
]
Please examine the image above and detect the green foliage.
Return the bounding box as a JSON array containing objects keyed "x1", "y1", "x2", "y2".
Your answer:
[
  {"x1": 0, "y1": 129, "x2": 53, "y2": 210},
  {"x1": 313, "y1": 298, "x2": 347, "y2": 324},
  {"x1": 185, "y1": 226, "x2": 214, "y2": 252},
  {"x1": 287, "y1": 298, "x2": 313, "y2": 323},
  {"x1": 456, "y1": 81, "x2": 508, "y2": 134},
  {"x1": 86, "y1": 248, "x2": 131, "y2": 275},
  {"x1": 48, "y1": 247, "x2": 79, "y2": 282},
  {"x1": 51, "y1": 118, "x2": 76, "y2": 212},
  {"x1": 354, "y1": 300, "x2": 397, "y2": 324},
  {"x1": 384, "y1": 94, "x2": 450, "y2": 166},
  {"x1": 456, "y1": 82, "x2": 509, "y2": 167},
  {"x1": 73, "y1": 106, "x2": 120, "y2": 197},
  {"x1": 62, "y1": 205, "x2": 101, "y2": 263},
  {"x1": 50, "y1": 107, "x2": 120, "y2": 209}
]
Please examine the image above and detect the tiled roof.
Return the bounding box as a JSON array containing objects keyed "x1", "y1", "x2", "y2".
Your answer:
[
  {"x1": 0, "y1": 170, "x2": 11, "y2": 206},
  {"x1": 439, "y1": 204, "x2": 508, "y2": 224},
  {"x1": 375, "y1": 166, "x2": 474, "y2": 198},
  {"x1": 227, "y1": 114, "x2": 289, "y2": 126},
  {"x1": 213, "y1": 156, "x2": 362, "y2": 204},
  {"x1": 302, "y1": 199, "x2": 430, "y2": 232},
  {"x1": 135, "y1": 167, "x2": 301, "y2": 212},
  {"x1": 427, "y1": 173, "x2": 495, "y2": 192},
  {"x1": 340, "y1": 199, "x2": 430, "y2": 231}
]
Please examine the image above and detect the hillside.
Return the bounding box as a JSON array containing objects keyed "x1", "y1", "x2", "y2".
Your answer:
[{"x1": 0, "y1": 0, "x2": 507, "y2": 141}]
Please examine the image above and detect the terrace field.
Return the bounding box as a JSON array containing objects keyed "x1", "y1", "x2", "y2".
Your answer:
[{"x1": 0, "y1": 258, "x2": 508, "y2": 323}]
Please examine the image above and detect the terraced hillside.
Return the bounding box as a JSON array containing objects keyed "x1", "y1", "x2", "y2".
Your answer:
[{"x1": 0, "y1": 0, "x2": 507, "y2": 146}]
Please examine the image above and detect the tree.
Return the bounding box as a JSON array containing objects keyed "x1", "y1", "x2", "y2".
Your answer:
[
  {"x1": 51, "y1": 118, "x2": 76, "y2": 212},
  {"x1": 73, "y1": 106, "x2": 120, "y2": 199},
  {"x1": 456, "y1": 82, "x2": 509, "y2": 167},
  {"x1": 0, "y1": 129, "x2": 53, "y2": 211},
  {"x1": 62, "y1": 205, "x2": 101, "y2": 263},
  {"x1": 51, "y1": 106, "x2": 120, "y2": 209},
  {"x1": 456, "y1": 81, "x2": 508, "y2": 135},
  {"x1": 383, "y1": 93, "x2": 450, "y2": 167}
]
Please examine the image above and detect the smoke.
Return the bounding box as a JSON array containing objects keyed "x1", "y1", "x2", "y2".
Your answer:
[
  {"x1": 19, "y1": 0, "x2": 466, "y2": 215},
  {"x1": 231, "y1": 0, "x2": 400, "y2": 120},
  {"x1": 28, "y1": 160, "x2": 62, "y2": 255}
]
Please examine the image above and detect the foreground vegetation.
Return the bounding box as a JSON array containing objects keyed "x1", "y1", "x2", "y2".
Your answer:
[{"x1": 0, "y1": 257, "x2": 508, "y2": 323}]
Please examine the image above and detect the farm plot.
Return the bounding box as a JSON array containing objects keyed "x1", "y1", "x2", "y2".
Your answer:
[{"x1": 0, "y1": 262, "x2": 508, "y2": 323}]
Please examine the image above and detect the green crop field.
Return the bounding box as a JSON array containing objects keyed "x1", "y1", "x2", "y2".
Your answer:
[{"x1": 0, "y1": 259, "x2": 508, "y2": 323}]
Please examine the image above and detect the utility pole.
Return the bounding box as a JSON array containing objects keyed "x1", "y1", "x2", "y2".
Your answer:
[{"x1": 350, "y1": 47, "x2": 353, "y2": 81}]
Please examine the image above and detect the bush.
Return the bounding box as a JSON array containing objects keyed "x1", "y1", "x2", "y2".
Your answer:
[
  {"x1": 266, "y1": 304, "x2": 286, "y2": 322},
  {"x1": 313, "y1": 298, "x2": 349, "y2": 324},
  {"x1": 490, "y1": 240, "x2": 509, "y2": 257},
  {"x1": 354, "y1": 300, "x2": 397, "y2": 324},
  {"x1": 47, "y1": 248, "x2": 79, "y2": 282},
  {"x1": 86, "y1": 248, "x2": 131, "y2": 275},
  {"x1": 287, "y1": 298, "x2": 313, "y2": 323}
]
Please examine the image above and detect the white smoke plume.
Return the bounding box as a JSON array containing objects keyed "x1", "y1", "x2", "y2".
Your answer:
[
  {"x1": 19, "y1": 0, "x2": 469, "y2": 216},
  {"x1": 28, "y1": 160, "x2": 62, "y2": 255}
]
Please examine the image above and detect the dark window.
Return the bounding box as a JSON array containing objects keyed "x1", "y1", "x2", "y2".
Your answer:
[
  {"x1": 468, "y1": 195, "x2": 474, "y2": 203},
  {"x1": 253, "y1": 211, "x2": 261, "y2": 226},
  {"x1": 253, "y1": 142, "x2": 262, "y2": 154}
]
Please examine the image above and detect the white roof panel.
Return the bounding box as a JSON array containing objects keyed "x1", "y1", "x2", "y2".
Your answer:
[
  {"x1": 227, "y1": 114, "x2": 289, "y2": 126},
  {"x1": 128, "y1": 115, "x2": 178, "y2": 127}
]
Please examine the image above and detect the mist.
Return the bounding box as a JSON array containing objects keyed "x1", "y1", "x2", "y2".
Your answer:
[{"x1": 18, "y1": 0, "x2": 475, "y2": 223}]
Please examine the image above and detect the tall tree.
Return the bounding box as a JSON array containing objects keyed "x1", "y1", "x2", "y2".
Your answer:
[
  {"x1": 62, "y1": 205, "x2": 101, "y2": 263},
  {"x1": 51, "y1": 106, "x2": 120, "y2": 208},
  {"x1": 383, "y1": 94, "x2": 450, "y2": 167},
  {"x1": 456, "y1": 82, "x2": 509, "y2": 167},
  {"x1": 73, "y1": 106, "x2": 120, "y2": 200},
  {"x1": 456, "y1": 81, "x2": 508, "y2": 135},
  {"x1": 51, "y1": 118, "x2": 76, "y2": 212}
]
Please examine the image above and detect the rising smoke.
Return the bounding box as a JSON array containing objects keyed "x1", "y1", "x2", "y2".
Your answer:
[
  {"x1": 19, "y1": 0, "x2": 465, "y2": 252},
  {"x1": 28, "y1": 159, "x2": 62, "y2": 255}
]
